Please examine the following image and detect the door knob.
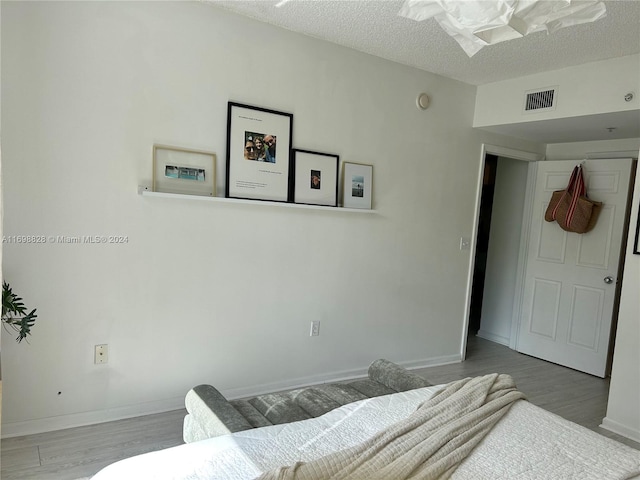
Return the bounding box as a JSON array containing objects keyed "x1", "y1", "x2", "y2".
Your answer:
[{"x1": 604, "y1": 276, "x2": 615, "y2": 284}]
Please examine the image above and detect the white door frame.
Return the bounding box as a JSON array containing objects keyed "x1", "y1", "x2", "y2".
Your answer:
[
  {"x1": 509, "y1": 160, "x2": 540, "y2": 350},
  {"x1": 461, "y1": 144, "x2": 543, "y2": 360}
]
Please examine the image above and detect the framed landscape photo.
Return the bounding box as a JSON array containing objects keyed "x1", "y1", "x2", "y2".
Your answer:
[
  {"x1": 292, "y1": 149, "x2": 339, "y2": 207},
  {"x1": 153, "y1": 145, "x2": 216, "y2": 197},
  {"x1": 225, "y1": 102, "x2": 293, "y2": 202},
  {"x1": 342, "y1": 162, "x2": 373, "y2": 209}
]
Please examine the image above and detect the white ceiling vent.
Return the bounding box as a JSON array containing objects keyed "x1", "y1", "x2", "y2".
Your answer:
[{"x1": 523, "y1": 87, "x2": 558, "y2": 113}]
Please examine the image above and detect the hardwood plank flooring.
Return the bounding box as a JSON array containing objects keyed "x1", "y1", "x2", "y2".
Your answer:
[
  {"x1": 1, "y1": 409, "x2": 186, "y2": 480},
  {"x1": 413, "y1": 336, "x2": 639, "y2": 448},
  {"x1": 2, "y1": 336, "x2": 638, "y2": 479}
]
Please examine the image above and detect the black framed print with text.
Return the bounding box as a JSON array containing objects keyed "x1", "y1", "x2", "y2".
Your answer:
[{"x1": 225, "y1": 102, "x2": 293, "y2": 202}]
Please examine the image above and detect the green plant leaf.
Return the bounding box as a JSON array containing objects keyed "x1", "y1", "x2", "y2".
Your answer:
[{"x1": 2, "y1": 282, "x2": 38, "y2": 343}]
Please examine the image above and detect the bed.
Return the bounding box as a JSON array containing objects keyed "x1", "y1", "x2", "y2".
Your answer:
[{"x1": 92, "y1": 375, "x2": 640, "y2": 480}]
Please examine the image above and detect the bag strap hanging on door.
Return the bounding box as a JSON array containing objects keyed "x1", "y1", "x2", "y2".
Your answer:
[
  {"x1": 550, "y1": 165, "x2": 586, "y2": 227},
  {"x1": 546, "y1": 163, "x2": 602, "y2": 234}
]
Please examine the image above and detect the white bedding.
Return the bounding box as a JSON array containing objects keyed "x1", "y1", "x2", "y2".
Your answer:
[{"x1": 92, "y1": 385, "x2": 640, "y2": 480}]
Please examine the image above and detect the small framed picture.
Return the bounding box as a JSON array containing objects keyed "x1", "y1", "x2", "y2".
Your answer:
[
  {"x1": 153, "y1": 145, "x2": 216, "y2": 196},
  {"x1": 342, "y1": 162, "x2": 373, "y2": 209},
  {"x1": 292, "y1": 149, "x2": 339, "y2": 207},
  {"x1": 225, "y1": 102, "x2": 293, "y2": 202}
]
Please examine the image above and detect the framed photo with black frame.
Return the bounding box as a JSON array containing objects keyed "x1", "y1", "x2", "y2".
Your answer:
[
  {"x1": 342, "y1": 162, "x2": 373, "y2": 209},
  {"x1": 292, "y1": 149, "x2": 339, "y2": 207},
  {"x1": 634, "y1": 200, "x2": 640, "y2": 255},
  {"x1": 225, "y1": 102, "x2": 293, "y2": 202},
  {"x1": 153, "y1": 144, "x2": 216, "y2": 197}
]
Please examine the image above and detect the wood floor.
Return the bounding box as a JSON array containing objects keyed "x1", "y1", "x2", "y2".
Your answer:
[{"x1": 2, "y1": 336, "x2": 638, "y2": 479}]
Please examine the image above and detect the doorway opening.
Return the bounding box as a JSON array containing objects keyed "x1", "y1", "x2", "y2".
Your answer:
[
  {"x1": 468, "y1": 154, "x2": 498, "y2": 335},
  {"x1": 465, "y1": 150, "x2": 531, "y2": 348},
  {"x1": 466, "y1": 151, "x2": 637, "y2": 378}
]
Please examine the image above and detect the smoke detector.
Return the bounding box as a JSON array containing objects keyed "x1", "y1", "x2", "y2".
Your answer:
[{"x1": 416, "y1": 93, "x2": 430, "y2": 110}]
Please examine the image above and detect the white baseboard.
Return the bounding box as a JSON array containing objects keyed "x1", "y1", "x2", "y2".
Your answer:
[
  {"x1": 1, "y1": 354, "x2": 462, "y2": 439},
  {"x1": 399, "y1": 354, "x2": 462, "y2": 371},
  {"x1": 476, "y1": 329, "x2": 510, "y2": 346},
  {"x1": 1, "y1": 396, "x2": 185, "y2": 439},
  {"x1": 223, "y1": 354, "x2": 461, "y2": 400},
  {"x1": 600, "y1": 417, "x2": 640, "y2": 443},
  {"x1": 223, "y1": 365, "x2": 371, "y2": 400}
]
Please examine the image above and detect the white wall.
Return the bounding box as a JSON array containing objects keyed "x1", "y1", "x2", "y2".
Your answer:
[
  {"x1": 477, "y1": 157, "x2": 529, "y2": 345},
  {"x1": 0, "y1": 2, "x2": 543, "y2": 435},
  {"x1": 545, "y1": 138, "x2": 640, "y2": 160},
  {"x1": 546, "y1": 138, "x2": 640, "y2": 442},
  {"x1": 602, "y1": 157, "x2": 640, "y2": 443},
  {"x1": 474, "y1": 55, "x2": 640, "y2": 128}
]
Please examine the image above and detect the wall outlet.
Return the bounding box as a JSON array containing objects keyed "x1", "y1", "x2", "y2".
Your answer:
[
  {"x1": 310, "y1": 321, "x2": 320, "y2": 337},
  {"x1": 94, "y1": 344, "x2": 108, "y2": 364}
]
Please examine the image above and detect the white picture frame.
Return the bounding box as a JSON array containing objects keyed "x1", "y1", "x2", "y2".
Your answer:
[
  {"x1": 153, "y1": 145, "x2": 216, "y2": 197},
  {"x1": 342, "y1": 162, "x2": 373, "y2": 209}
]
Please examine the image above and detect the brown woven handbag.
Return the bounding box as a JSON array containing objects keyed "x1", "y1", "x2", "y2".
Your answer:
[{"x1": 544, "y1": 165, "x2": 602, "y2": 234}]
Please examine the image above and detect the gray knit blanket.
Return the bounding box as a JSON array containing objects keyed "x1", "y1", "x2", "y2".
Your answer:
[{"x1": 257, "y1": 373, "x2": 526, "y2": 480}]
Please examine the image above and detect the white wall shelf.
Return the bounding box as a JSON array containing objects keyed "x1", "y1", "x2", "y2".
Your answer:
[{"x1": 138, "y1": 187, "x2": 377, "y2": 213}]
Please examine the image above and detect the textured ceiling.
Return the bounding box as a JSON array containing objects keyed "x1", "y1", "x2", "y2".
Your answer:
[
  {"x1": 205, "y1": 0, "x2": 640, "y2": 143},
  {"x1": 207, "y1": 0, "x2": 640, "y2": 86}
]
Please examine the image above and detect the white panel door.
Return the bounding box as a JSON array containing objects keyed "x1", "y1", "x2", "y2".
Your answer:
[{"x1": 516, "y1": 159, "x2": 633, "y2": 377}]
